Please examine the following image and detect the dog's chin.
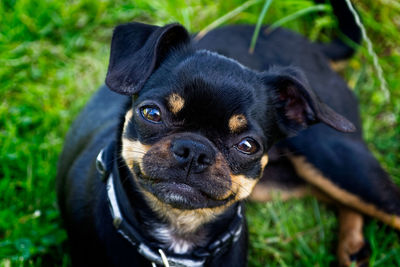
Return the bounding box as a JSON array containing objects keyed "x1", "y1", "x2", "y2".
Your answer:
[{"x1": 133, "y1": 168, "x2": 232, "y2": 210}]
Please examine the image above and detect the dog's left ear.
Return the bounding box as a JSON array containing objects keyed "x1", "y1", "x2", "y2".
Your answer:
[
  {"x1": 106, "y1": 22, "x2": 190, "y2": 95},
  {"x1": 263, "y1": 66, "x2": 356, "y2": 136}
]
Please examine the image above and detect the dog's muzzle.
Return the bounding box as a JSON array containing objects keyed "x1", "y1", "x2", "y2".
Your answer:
[{"x1": 96, "y1": 143, "x2": 244, "y2": 267}]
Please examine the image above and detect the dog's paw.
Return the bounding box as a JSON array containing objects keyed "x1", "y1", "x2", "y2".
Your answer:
[{"x1": 337, "y1": 236, "x2": 371, "y2": 267}]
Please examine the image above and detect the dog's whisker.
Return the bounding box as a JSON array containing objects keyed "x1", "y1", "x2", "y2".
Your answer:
[
  {"x1": 229, "y1": 179, "x2": 251, "y2": 196},
  {"x1": 122, "y1": 149, "x2": 147, "y2": 154}
]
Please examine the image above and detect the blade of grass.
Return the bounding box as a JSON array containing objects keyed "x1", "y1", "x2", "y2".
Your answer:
[
  {"x1": 380, "y1": 0, "x2": 400, "y2": 11},
  {"x1": 311, "y1": 198, "x2": 325, "y2": 242},
  {"x1": 194, "y1": 0, "x2": 261, "y2": 41},
  {"x1": 249, "y1": 0, "x2": 273, "y2": 54},
  {"x1": 344, "y1": 0, "x2": 390, "y2": 102},
  {"x1": 266, "y1": 4, "x2": 329, "y2": 33}
]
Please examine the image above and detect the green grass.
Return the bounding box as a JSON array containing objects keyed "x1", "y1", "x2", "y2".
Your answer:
[{"x1": 1, "y1": 0, "x2": 399, "y2": 265}]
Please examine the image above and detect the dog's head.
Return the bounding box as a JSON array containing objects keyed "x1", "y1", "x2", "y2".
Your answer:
[{"x1": 106, "y1": 22, "x2": 354, "y2": 229}]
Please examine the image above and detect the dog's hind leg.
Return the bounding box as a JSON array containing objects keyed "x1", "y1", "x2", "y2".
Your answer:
[
  {"x1": 249, "y1": 146, "x2": 374, "y2": 266},
  {"x1": 250, "y1": 147, "x2": 337, "y2": 203},
  {"x1": 286, "y1": 134, "x2": 400, "y2": 230},
  {"x1": 337, "y1": 207, "x2": 370, "y2": 267}
]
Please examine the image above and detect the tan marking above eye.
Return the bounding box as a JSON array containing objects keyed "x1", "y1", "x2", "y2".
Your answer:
[
  {"x1": 229, "y1": 114, "x2": 247, "y2": 133},
  {"x1": 168, "y1": 93, "x2": 185, "y2": 114}
]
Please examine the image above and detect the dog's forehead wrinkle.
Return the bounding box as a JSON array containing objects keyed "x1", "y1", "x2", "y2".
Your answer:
[
  {"x1": 196, "y1": 50, "x2": 249, "y2": 70},
  {"x1": 174, "y1": 50, "x2": 249, "y2": 74},
  {"x1": 175, "y1": 50, "x2": 259, "y2": 84},
  {"x1": 172, "y1": 79, "x2": 255, "y2": 130},
  {"x1": 139, "y1": 49, "x2": 263, "y2": 122}
]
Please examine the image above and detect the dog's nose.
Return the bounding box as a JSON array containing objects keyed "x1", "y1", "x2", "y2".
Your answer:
[{"x1": 171, "y1": 139, "x2": 215, "y2": 173}]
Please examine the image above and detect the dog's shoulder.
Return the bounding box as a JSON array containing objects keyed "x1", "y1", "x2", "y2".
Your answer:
[
  {"x1": 57, "y1": 85, "x2": 130, "y2": 219},
  {"x1": 58, "y1": 85, "x2": 128, "y2": 170}
]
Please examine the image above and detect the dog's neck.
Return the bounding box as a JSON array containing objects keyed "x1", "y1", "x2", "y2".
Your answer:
[{"x1": 150, "y1": 223, "x2": 208, "y2": 254}]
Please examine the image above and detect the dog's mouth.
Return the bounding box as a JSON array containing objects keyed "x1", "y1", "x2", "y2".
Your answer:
[{"x1": 133, "y1": 165, "x2": 234, "y2": 210}]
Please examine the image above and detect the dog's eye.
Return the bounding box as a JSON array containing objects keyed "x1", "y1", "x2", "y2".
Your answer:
[
  {"x1": 235, "y1": 137, "x2": 259, "y2": 155},
  {"x1": 140, "y1": 106, "x2": 162, "y2": 123}
]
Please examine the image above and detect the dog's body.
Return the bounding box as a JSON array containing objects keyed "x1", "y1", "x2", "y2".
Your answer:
[{"x1": 57, "y1": 1, "x2": 400, "y2": 266}]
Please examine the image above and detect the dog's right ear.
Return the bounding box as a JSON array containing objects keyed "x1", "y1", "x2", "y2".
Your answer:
[
  {"x1": 105, "y1": 22, "x2": 190, "y2": 95},
  {"x1": 262, "y1": 66, "x2": 356, "y2": 137}
]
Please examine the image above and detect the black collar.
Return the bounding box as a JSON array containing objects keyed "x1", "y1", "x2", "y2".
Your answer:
[{"x1": 96, "y1": 142, "x2": 244, "y2": 267}]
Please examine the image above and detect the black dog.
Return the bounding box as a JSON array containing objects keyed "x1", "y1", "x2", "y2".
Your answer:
[{"x1": 57, "y1": 1, "x2": 400, "y2": 266}]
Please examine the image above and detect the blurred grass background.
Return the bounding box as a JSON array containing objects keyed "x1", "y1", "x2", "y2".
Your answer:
[{"x1": 0, "y1": 0, "x2": 399, "y2": 266}]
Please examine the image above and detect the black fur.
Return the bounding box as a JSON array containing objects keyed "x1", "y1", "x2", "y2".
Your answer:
[{"x1": 57, "y1": 1, "x2": 399, "y2": 266}]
